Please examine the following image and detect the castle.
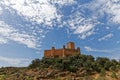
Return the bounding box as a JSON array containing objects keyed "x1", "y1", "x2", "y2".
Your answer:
[{"x1": 44, "y1": 42, "x2": 80, "y2": 58}]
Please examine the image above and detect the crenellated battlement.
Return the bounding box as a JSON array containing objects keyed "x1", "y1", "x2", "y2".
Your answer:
[{"x1": 44, "y1": 42, "x2": 80, "y2": 58}]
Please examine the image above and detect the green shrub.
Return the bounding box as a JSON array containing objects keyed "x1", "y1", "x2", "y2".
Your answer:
[
  {"x1": 111, "y1": 71, "x2": 117, "y2": 79},
  {"x1": 95, "y1": 76, "x2": 106, "y2": 80},
  {"x1": 28, "y1": 54, "x2": 120, "y2": 75},
  {"x1": 100, "y1": 68, "x2": 106, "y2": 77},
  {"x1": 0, "y1": 75, "x2": 6, "y2": 80}
]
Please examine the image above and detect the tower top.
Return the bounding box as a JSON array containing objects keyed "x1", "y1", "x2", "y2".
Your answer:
[{"x1": 67, "y1": 42, "x2": 75, "y2": 49}]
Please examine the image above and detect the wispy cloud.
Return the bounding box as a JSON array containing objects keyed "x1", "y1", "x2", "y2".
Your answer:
[
  {"x1": 66, "y1": 0, "x2": 120, "y2": 39},
  {"x1": 84, "y1": 46, "x2": 120, "y2": 60},
  {"x1": 0, "y1": 6, "x2": 2, "y2": 15},
  {"x1": 73, "y1": 23, "x2": 95, "y2": 39},
  {"x1": 85, "y1": 0, "x2": 120, "y2": 24},
  {"x1": 66, "y1": 11, "x2": 99, "y2": 39},
  {"x1": 0, "y1": 21, "x2": 37, "y2": 49},
  {"x1": 0, "y1": 0, "x2": 63, "y2": 26},
  {"x1": 51, "y1": 0, "x2": 76, "y2": 5},
  {"x1": 98, "y1": 33, "x2": 113, "y2": 41},
  {"x1": 0, "y1": 37, "x2": 7, "y2": 44},
  {"x1": 1, "y1": 0, "x2": 116, "y2": 41},
  {"x1": 0, "y1": 0, "x2": 78, "y2": 50},
  {"x1": 0, "y1": 0, "x2": 120, "y2": 46},
  {"x1": 0, "y1": 56, "x2": 30, "y2": 67},
  {"x1": 84, "y1": 46, "x2": 110, "y2": 53},
  {"x1": 118, "y1": 26, "x2": 120, "y2": 30}
]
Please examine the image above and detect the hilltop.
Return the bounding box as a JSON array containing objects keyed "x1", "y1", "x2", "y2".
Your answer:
[{"x1": 0, "y1": 54, "x2": 120, "y2": 80}]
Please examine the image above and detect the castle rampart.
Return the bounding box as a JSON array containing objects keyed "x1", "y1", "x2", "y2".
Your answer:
[{"x1": 44, "y1": 42, "x2": 80, "y2": 58}]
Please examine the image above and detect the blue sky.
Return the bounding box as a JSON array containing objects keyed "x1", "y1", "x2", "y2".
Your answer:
[{"x1": 0, "y1": 0, "x2": 120, "y2": 67}]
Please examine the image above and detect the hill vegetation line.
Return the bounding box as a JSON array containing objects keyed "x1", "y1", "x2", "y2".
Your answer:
[{"x1": 0, "y1": 54, "x2": 120, "y2": 80}]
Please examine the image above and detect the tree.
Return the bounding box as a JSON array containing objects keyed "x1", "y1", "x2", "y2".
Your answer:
[{"x1": 29, "y1": 59, "x2": 41, "y2": 68}]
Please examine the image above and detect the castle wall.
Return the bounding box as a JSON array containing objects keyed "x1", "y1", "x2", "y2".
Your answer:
[
  {"x1": 44, "y1": 50, "x2": 52, "y2": 57},
  {"x1": 44, "y1": 49, "x2": 64, "y2": 58},
  {"x1": 44, "y1": 49, "x2": 80, "y2": 58},
  {"x1": 44, "y1": 42, "x2": 81, "y2": 58},
  {"x1": 64, "y1": 49, "x2": 80, "y2": 57},
  {"x1": 54, "y1": 49, "x2": 63, "y2": 57}
]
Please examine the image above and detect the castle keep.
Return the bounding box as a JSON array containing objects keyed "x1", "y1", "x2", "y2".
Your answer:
[{"x1": 44, "y1": 42, "x2": 80, "y2": 58}]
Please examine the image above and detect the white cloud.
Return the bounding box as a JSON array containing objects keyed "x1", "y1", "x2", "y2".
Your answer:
[
  {"x1": 0, "y1": 0, "x2": 98, "y2": 40},
  {"x1": 0, "y1": 37, "x2": 7, "y2": 44},
  {"x1": 51, "y1": 0, "x2": 76, "y2": 5},
  {"x1": 0, "y1": 0, "x2": 62, "y2": 26},
  {"x1": 67, "y1": 11, "x2": 98, "y2": 39},
  {"x1": 74, "y1": 23, "x2": 95, "y2": 39},
  {"x1": 118, "y1": 27, "x2": 120, "y2": 30},
  {"x1": 85, "y1": 0, "x2": 120, "y2": 24},
  {"x1": 84, "y1": 46, "x2": 120, "y2": 60},
  {"x1": 84, "y1": 46, "x2": 93, "y2": 51},
  {"x1": 98, "y1": 33, "x2": 113, "y2": 41},
  {"x1": 84, "y1": 46, "x2": 110, "y2": 53},
  {"x1": 0, "y1": 21, "x2": 38, "y2": 49},
  {"x1": 106, "y1": 27, "x2": 110, "y2": 30},
  {"x1": 117, "y1": 41, "x2": 120, "y2": 44},
  {"x1": 0, "y1": 0, "x2": 77, "y2": 27},
  {"x1": 0, "y1": 7, "x2": 2, "y2": 15},
  {"x1": 0, "y1": 56, "x2": 30, "y2": 67},
  {"x1": 64, "y1": 0, "x2": 120, "y2": 39},
  {"x1": 0, "y1": 0, "x2": 119, "y2": 41}
]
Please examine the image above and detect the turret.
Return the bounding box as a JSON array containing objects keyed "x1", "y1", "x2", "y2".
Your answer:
[
  {"x1": 51, "y1": 47, "x2": 55, "y2": 57},
  {"x1": 77, "y1": 47, "x2": 80, "y2": 54},
  {"x1": 63, "y1": 45, "x2": 66, "y2": 49},
  {"x1": 67, "y1": 42, "x2": 75, "y2": 49}
]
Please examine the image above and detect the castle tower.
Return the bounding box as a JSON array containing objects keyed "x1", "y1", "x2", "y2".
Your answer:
[
  {"x1": 77, "y1": 47, "x2": 81, "y2": 54},
  {"x1": 62, "y1": 45, "x2": 65, "y2": 57},
  {"x1": 51, "y1": 47, "x2": 55, "y2": 57},
  {"x1": 44, "y1": 42, "x2": 81, "y2": 58},
  {"x1": 67, "y1": 42, "x2": 75, "y2": 49}
]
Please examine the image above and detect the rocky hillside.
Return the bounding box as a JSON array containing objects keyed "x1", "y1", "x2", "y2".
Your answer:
[{"x1": 0, "y1": 54, "x2": 120, "y2": 80}]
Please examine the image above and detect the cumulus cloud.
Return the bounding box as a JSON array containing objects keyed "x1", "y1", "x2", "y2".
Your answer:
[
  {"x1": 0, "y1": 21, "x2": 37, "y2": 49},
  {"x1": 0, "y1": 56, "x2": 30, "y2": 67},
  {"x1": 98, "y1": 33, "x2": 113, "y2": 41}
]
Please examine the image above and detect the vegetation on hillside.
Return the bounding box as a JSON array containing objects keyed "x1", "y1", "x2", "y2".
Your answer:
[
  {"x1": 28, "y1": 54, "x2": 120, "y2": 79},
  {"x1": 29, "y1": 54, "x2": 120, "y2": 73},
  {"x1": 0, "y1": 54, "x2": 120, "y2": 80}
]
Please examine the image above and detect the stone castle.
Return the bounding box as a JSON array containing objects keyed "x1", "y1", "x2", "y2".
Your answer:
[{"x1": 44, "y1": 42, "x2": 80, "y2": 58}]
